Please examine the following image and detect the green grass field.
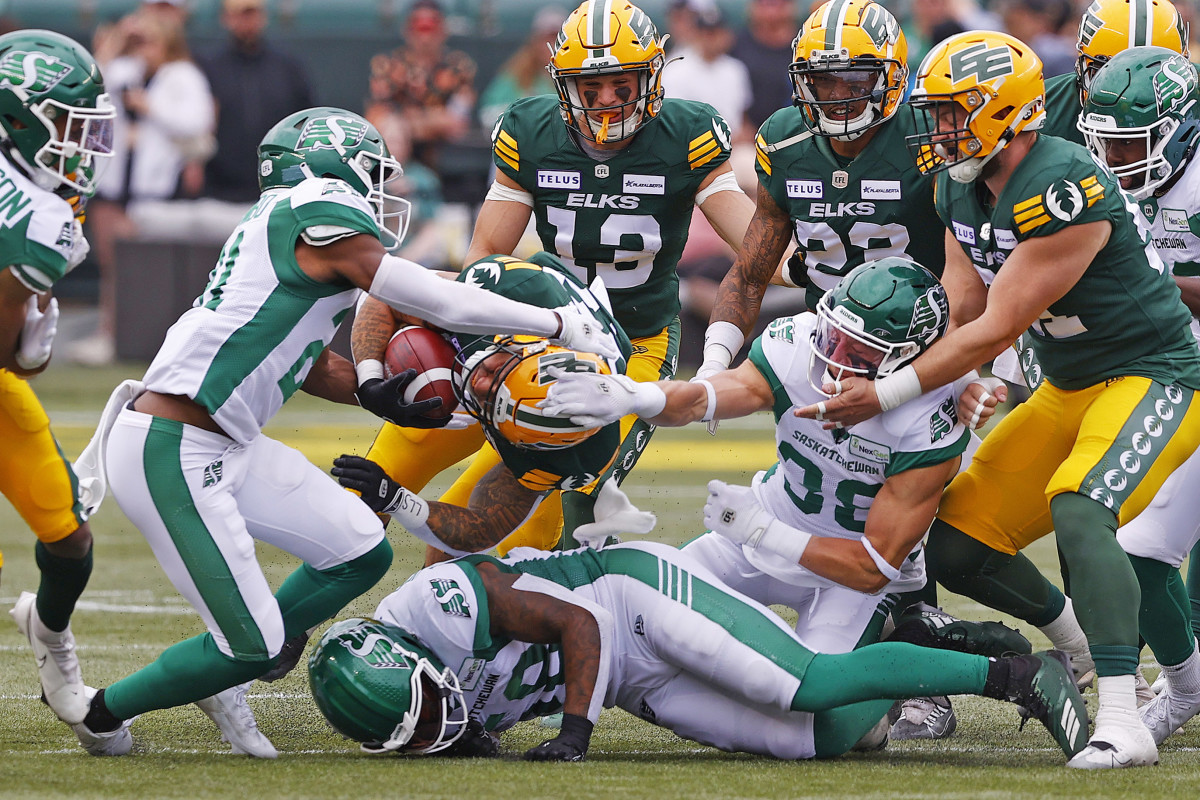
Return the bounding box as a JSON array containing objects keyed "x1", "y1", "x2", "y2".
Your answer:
[{"x1": 5, "y1": 363, "x2": 1200, "y2": 799}]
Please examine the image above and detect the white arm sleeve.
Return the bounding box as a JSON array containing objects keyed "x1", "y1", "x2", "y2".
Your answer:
[
  {"x1": 694, "y1": 170, "x2": 742, "y2": 206},
  {"x1": 368, "y1": 254, "x2": 560, "y2": 337},
  {"x1": 484, "y1": 180, "x2": 535, "y2": 206}
]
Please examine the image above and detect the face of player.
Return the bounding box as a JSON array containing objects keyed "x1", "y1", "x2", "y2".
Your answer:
[
  {"x1": 806, "y1": 70, "x2": 878, "y2": 122},
  {"x1": 927, "y1": 99, "x2": 972, "y2": 163},
  {"x1": 820, "y1": 326, "x2": 886, "y2": 375},
  {"x1": 1096, "y1": 135, "x2": 1150, "y2": 191},
  {"x1": 577, "y1": 72, "x2": 638, "y2": 122},
  {"x1": 466, "y1": 350, "x2": 516, "y2": 405}
]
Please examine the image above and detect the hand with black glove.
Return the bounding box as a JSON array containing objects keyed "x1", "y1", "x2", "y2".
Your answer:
[
  {"x1": 355, "y1": 368, "x2": 447, "y2": 428},
  {"x1": 441, "y1": 718, "x2": 501, "y2": 758},
  {"x1": 523, "y1": 713, "x2": 592, "y2": 762},
  {"x1": 332, "y1": 455, "x2": 407, "y2": 514}
]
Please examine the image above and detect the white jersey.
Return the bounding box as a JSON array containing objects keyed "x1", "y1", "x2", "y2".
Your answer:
[
  {"x1": 0, "y1": 152, "x2": 79, "y2": 293},
  {"x1": 1138, "y1": 152, "x2": 1200, "y2": 342},
  {"x1": 745, "y1": 314, "x2": 970, "y2": 590},
  {"x1": 141, "y1": 177, "x2": 378, "y2": 442}
]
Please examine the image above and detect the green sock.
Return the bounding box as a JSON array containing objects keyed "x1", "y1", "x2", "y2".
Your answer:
[
  {"x1": 812, "y1": 699, "x2": 895, "y2": 758},
  {"x1": 35, "y1": 540, "x2": 92, "y2": 632},
  {"x1": 926, "y1": 520, "x2": 1060, "y2": 622},
  {"x1": 792, "y1": 643, "x2": 988, "y2": 712},
  {"x1": 1051, "y1": 492, "x2": 1140, "y2": 676},
  {"x1": 1187, "y1": 540, "x2": 1200, "y2": 643},
  {"x1": 274, "y1": 538, "x2": 393, "y2": 639},
  {"x1": 1130, "y1": 554, "x2": 1195, "y2": 667}
]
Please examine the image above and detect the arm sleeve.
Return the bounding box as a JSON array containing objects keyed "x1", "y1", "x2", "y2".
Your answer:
[{"x1": 369, "y1": 254, "x2": 560, "y2": 337}]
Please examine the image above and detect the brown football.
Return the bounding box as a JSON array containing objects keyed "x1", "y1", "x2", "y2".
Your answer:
[{"x1": 383, "y1": 326, "x2": 458, "y2": 419}]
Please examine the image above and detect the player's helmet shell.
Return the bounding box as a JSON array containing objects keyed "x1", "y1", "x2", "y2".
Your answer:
[
  {"x1": 1079, "y1": 47, "x2": 1200, "y2": 200},
  {"x1": 307, "y1": 618, "x2": 467, "y2": 754},
  {"x1": 810, "y1": 257, "x2": 949, "y2": 394},
  {"x1": 1076, "y1": 0, "x2": 1188, "y2": 104},
  {"x1": 257, "y1": 107, "x2": 411, "y2": 249},
  {"x1": 549, "y1": 0, "x2": 667, "y2": 144},
  {"x1": 0, "y1": 29, "x2": 114, "y2": 196},
  {"x1": 907, "y1": 31, "x2": 1045, "y2": 184},
  {"x1": 456, "y1": 336, "x2": 612, "y2": 450},
  {"x1": 789, "y1": 0, "x2": 909, "y2": 141}
]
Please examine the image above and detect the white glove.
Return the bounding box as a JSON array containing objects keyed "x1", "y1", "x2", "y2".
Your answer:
[
  {"x1": 570, "y1": 479, "x2": 657, "y2": 549},
  {"x1": 550, "y1": 306, "x2": 621, "y2": 361},
  {"x1": 66, "y1": 220, "x2": 90, "y2": 272},
  {"x1": 703, "y1": 479, "x2": 811, "y2": 564},
  {"x1": 540, "y1": 368, "x2": 666, "y2": 427},
  {"x1": 15, "y1": 294, "x2": 58, "y2": 370}
]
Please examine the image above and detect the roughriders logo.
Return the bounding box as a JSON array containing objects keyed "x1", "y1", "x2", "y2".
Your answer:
[
  {"x1": 430, "y1": 578, "x2": 471, "y2": 618},
  {"x1": 297, "y1": 115, "x2": 367, "y2": 153},
  {"x1": 1154, "y1": 56, "x2": 1198, "y2": 116},
  {"x1": 907, "y1": 287, "x2": 949, "y2": 346},
  {"x1": 0, "y1": 51, "x2": 72, "y2": 94},
  {"x1": 338, "y1": 623, "x2": 416, "y2": 670}
]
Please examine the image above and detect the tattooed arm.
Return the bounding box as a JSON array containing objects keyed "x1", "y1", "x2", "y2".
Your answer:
[
  {"x1": 424, "y1": 462, "x2": 541, "y2": 553},
  {"x1": 708, "y1": 182, "x2": 794, "y2": 336},
  {"x1": 476, "y1": 561, "x2": 606, "y2": 722}
]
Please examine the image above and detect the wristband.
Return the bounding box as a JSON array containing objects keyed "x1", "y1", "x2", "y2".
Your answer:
[
  {"x1": 859, "y1": 536, "x2": 903, "y2": 581},
  {"x1": 694, "y1": 378, "x2": 717, "y2": 422},
  {"x1": 702, "y1": 321, "x2": 745, "y2": 371},
  {"x1": 950, "y1": 369, "x2": 981, "y2": 401},
  {"x1": 386, "y1": 485, "x2": 429, "y2": 527},
  {"x1": 874, "y1": 365, "x2": 922, "y2": 411},
  {"x1": 632, "y1": 381, "x2": 668, "y2": 418},
  {"x1": 356, "y1": 358, "x2": 384, "y2": 385},
  {"x1": 760, "y1": 521, "x2": 812, "y2": 565}
]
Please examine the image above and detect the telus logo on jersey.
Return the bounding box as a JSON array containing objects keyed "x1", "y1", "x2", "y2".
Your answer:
[
  {"x1": 952, "y1": 220, "x2": 976, "y2": 244},
  {"x1": 787, "y1": 180, "x2": 823, "y2": 198},
  {"x1": 538, "y1": 170, "x2": 582, "y2": 190}
]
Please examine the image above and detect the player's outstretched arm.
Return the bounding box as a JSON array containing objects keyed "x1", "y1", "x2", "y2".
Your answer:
[
  {"x1": 300, "y1": 347, "x2": 358, "y2": 405},
  {"x1": 0, "y1": 270, "x2": 35, "y2": 373},
  {"x1": 463, "y1": 171, "x2": 533, "y2": 268},
  {"x1": 476, "y1": 561, "x2": 610, "y2": 762},
  {"x1": 699, "y1": 182, "x2": 793, "y2": 376}
]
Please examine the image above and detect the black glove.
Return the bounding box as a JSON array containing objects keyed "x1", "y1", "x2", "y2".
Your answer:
[
  {"x1": 441, "y1": 718, "x2": 501, "y2": 758},
  {"x1": 783, "y1": 247, "x2": 809, "y2": 289},
  {"x1": 259, "y1": 630, "x2": 311, "y2": 683},
  {"x1": 332, "y1": 455, "x2": 405, "y2": 514},
  {"x1": 355, "y1": 369, "x2": 447, "y2": 428},
  {"x1": 523, "y1": 713, "x2": 592, "y2": 762}
]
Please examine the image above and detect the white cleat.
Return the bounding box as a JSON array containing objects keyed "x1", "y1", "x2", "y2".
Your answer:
[
  {"x1": 1135, "y1": 665, "x2": 1156, "y2": 707},
  {"x1": 70, "y1": 687, "x2": 133, "y2": 756},
  {"x1": 1151, "y1": 670, "x2": 1167, "y2": 696},
  {"x1": 1067, "y1": 709, "x2": 1158, "y2": 769},
  {"x1": 195, "y1": 682, "x2": 278, "y2": 758},
  {"x1": 1139, "y1": 687, "x2": 1200, "y2": 745},
  {"x1": 10, "y1": 591, "x2": 88, "y2": 724}
]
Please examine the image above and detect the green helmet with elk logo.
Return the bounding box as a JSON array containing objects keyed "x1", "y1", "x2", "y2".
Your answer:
[
  {"x1": 257, "y1": 107, "x2": 411, "y2": 248},
  {"x1": 0, "y1": 29, "x2": 114, "y2": 196},
  {"x1": 1078, "y1": 46, "x2": 1200, "y2": 199},
  {"x1": 810, "y1": 257, "x2": 949, "y2": 394}
]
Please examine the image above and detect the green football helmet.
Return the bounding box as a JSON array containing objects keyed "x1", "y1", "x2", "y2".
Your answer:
[
  {"x1": 307, "y1": 618, "x2": 467, "y2": 754},
  {"x1": 257, "y1": 107, "x2": 411, "y2": 249},
  {"x1": 0, "y1": 29, "x2": 114, "y2": 196},
  {"x1": 810, "y1": 257, "x2": 949, "y2": 394},
  {"x1": 1078, "y1": 46, "x2": 1200, "y2": 200}
]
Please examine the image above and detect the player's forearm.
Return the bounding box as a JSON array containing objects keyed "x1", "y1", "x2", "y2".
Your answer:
[
  {"x1": 301, "y1": 348, "x2": 358, "y2": 405},
  {"x1": 799, "y1": 538, "x2": 896, "y2": 594},
  {"x1": 912, "y1": 319, "x2": 1013, "y2": 395},
  {"x1": 1175, "y1": 274, "x2": 1200, "y2": 318},
  {"x1": 644, "y1": 380, "x2": 709, "y2": 427},
  {"x1": 350, "y1": 296, "x2": 397, "y2": 365},
  {"x1": 425, "y1": 500, "x2": 527, "y2": 553}
]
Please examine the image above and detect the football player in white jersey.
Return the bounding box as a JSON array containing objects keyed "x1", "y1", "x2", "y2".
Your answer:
[
  {"x1": 304, "y1": 544, "x2": 1086, "y2": 762},
  {"x1": 0, "y1": 30, "x2": 115, "y2": 730},
  {"x1": 543, "y1": 259, "x2": 1025, "y2": 664},
  {"x1": 1072, "y1": 46, "x2": 1200, "y2": 745},
  {"x1": 62, "y1": 106, "x2": 622, "y2": 758}
]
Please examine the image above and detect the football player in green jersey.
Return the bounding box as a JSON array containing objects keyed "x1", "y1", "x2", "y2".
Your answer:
[
  {"x1": 0, "y1": 29, "x2": 115, "y2": 729},
  {"x1": 334, "y1": 252, "x2": 648, "y2": 560},
  {"x1": 800, "y1": 31, "x2": 1200, "y2": 769},
  {"x1": 1041, "y1": 0, "x2": 1189, "y2": 143},
  {"x1": 700, "y1": 0, "x2": 943, "y2": 385},
  {"x1": 361, "y1": 0, "x2": 757, "y2": 560}
]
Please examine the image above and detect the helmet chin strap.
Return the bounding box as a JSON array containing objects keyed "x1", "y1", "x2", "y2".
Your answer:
[{"x1": 948, "y1": 134, "x2": 1009, "y2": 184}]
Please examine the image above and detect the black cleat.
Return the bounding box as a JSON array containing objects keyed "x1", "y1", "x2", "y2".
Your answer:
[{"x1": 888, "y1": 602, "x2": 1032, "y2": 658}]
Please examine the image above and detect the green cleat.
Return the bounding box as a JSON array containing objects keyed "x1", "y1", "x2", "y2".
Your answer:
[
  {"x1": 1002, "y1": 650, "x2": 1089, "y2": 758},
  {"x1": 888, "y1": 602, "x2": 1032, "y2": 658}
]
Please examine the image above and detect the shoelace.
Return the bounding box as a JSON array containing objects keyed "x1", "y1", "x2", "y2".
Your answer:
[{"x1": 229, "y1": 685, "x2": 262, "y2": 732}]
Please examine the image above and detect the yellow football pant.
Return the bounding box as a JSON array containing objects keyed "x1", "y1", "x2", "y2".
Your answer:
[{"x1": 938, "y1": 376, "x2": 1200, "y2": 555}]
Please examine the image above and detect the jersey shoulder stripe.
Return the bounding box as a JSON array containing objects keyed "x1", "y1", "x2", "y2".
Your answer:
[{"x1": 288, "y1": 177, "x2": 378, "y2": 236}]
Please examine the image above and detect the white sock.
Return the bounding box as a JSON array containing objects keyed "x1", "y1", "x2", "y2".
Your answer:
[
  {"x1": 1096, "y1": 674, "x2": 1139, "y2": 721},
  {"x1": 1038, "y1": 598, "x2": 1092, "y2": 666},
  {"x1": 1162, "y1": 643, "x2": 1200, "y2": 695}
]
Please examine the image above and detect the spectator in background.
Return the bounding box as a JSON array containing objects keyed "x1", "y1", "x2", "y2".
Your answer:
[
  {"x1": 197, "y1": 0, "x2": 315, "y2": 209},
  {"x1": 661, "y1": 5, "x2": 753, "y2": 140},
  {"x1": 730, "y1": 0, "x2": 799, "y2": 136},
  {"x1": 366, "y1": 0, "x2": 477, "y2": 173},
  {"x1": 1001, "y1": 0, "x2": 1075, "y2": 77},
  {"x1": 665, "y1": 0, "x2": 718, "y2": 52},
  {"x1": 80, "y1": 9, "x2": 215, "y2": 364},
  {"x1": 371, "y1": 113, "x2": 447, "y2": 268},
  {"x1": 477, "y1": 6, "x2": 565, "y2": 130},
  {"x1": 905, "y1": 0, "x2": 999, "y2": 72}
]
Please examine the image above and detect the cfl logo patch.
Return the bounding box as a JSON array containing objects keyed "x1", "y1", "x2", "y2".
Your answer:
[{"x1": 721, "y1": 509, "x2": 736, "y2": 525}]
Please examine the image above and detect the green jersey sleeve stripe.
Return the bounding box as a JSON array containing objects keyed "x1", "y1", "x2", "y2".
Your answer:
[
  {"x1": 885, "y1": 427, "x2": 970, "y2": 478},
  {"x1": 748, "y1": 336, "x2": 794, "y2": 422}
]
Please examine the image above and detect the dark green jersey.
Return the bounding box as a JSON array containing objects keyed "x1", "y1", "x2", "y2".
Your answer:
[
  {"x1": 935, "y1": 135, "x2": 1200, "y2": 389},
  {"x1": 451, "y1": 251, "x2": 631, "y2": 492},
  {"x1": 492, "y1": 95, "x2": 731, "y2": 338},
  {"x1": 755, "y1": 106, "x2": 945, "y2": 310},
  {"x1": 1041, "y1": 72, "x2": 1084, "y2": 145}
]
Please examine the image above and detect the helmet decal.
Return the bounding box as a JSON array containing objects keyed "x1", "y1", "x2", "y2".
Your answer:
[
  {"x1": 0, "y1": 51, "x2": 72, "y2": 94},
  {"x1": 297, "y1": 115, "x2": 369, "y2": 153},
  {"x1": 1079, "y1": 1, "x2": 1105, "y2": 48},
  {"x1": 948, "y1": 42, "x2": 1015, "y2": 84},
  {"x1": 907, "y1": 287, "x2": 949, "y2": 346},
  {"x1": 1154, "y1": 57, "x2": 1197, "y2": 114},
  {"x1": 341, "y1": 630, "x2": 419, "y2": 668}
]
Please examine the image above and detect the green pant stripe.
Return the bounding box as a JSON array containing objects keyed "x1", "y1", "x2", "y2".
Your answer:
[
  {"x1": 1078, "y1": 382, "x2": 1194, "y2": 513},
  {"x1": 142, "y1": 418, "x2": 268, "y2": 659},
  {"x1": 602, "y1": 548, "x2": 816, "y2": 678}
]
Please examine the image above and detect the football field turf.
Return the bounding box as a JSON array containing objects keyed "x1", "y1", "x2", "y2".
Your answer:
[{"x1": 5, "y1": 365, "x2": 1200, "y2": 798}]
